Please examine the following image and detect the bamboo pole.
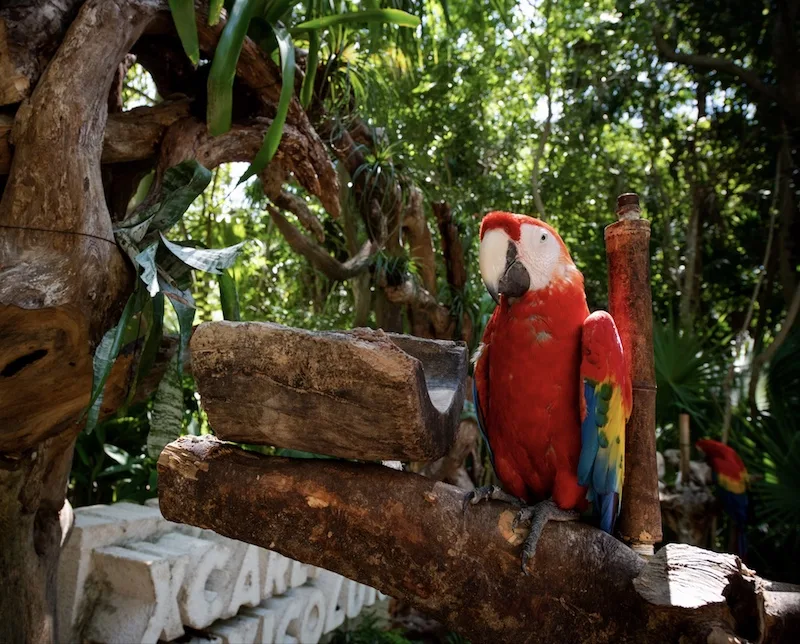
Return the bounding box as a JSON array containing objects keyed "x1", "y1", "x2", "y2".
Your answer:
[
  {"x1": 679, "y1": 413, "x2": 691, "y2": 486},
  {"x1": 605, "y1": 193, "x2": 662, "y2": 555}
]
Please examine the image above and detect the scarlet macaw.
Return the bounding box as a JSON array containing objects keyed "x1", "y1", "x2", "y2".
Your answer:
[
  {"x1": 465, "y1": 211, "x2": 632, "y2": 572},
  {"x1": 696, "y1": 438, "x2": 750, "y2": 558}
]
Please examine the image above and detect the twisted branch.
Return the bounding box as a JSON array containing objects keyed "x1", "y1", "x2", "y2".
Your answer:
[
  {"x1": 654, "y1": 27, "x2": 780, "y2": 104},
  {"x1": 267, "y1": 205, "x2": 377, "y2": 281}
]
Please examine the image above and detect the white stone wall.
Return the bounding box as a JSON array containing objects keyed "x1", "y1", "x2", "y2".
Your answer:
[{"x1": 58, "y1": 500, "x2": 388, "y2": 644}]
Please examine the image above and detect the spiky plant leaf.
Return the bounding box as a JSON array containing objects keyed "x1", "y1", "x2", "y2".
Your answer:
[
  {"x1": 125, "y1": 293, "x2": 165, "y2": 408},
  {"x1": 159, "y1": 277, "x2": 196, "y2": 362},
  {"x1": 219, "y1": 270, "x2": 241, "y2": 320},
  {"x1": 147, "y1": 161, "x2": 213, "y2": 235},
  {"x1": 207, "y1": 0, "x2": 263, "y2": 136},
  {"x1": 135, "y1": 243, "x2": 160, "y2": 296},
  {"x1": 84, "y1": 287, "x2": 146, "y2": 433},
  {"x1": 293, "y1": 9, "x2": 421, "y2": 31},
  {"x1": 168, "y1": 0, "x2": 200, "y2": 65},
  {"x1": 160, "y1": 233, "x2": 247, "y2": 275},
  {"x1": 238, "y1": 24, "x2": 295, "y2": 184},
  {"x1": 653, "y1": 320, "x2": 724, "y2": 444},
  {"x1": 208, "y1": 0, "x2": 225, "y2": 25},
  {"x1": 147, "y1": 351, "x2": 184, "y2": 459}
]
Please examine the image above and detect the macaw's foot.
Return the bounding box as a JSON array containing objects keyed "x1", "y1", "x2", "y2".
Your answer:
[
  {"x1": 512, "y1": 499, "x2": 579, "y2": 575},
  {"x1": 462, "y1": 485, "x2": 523, "y2": 513}
]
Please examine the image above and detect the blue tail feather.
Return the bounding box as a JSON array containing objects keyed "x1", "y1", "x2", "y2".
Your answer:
[
  {"x1": 598, "y1": 492, "x2": 618, "y2": 534},
  {"x1": 736, "y1": 525, "x2": 748, "y2": 558}
]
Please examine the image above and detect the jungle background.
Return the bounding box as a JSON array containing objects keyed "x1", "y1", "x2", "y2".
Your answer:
[{"x1": 60, "y1": 0, "x2": 800, "y2": 638}]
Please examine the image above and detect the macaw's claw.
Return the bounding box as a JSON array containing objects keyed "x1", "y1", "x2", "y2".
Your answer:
[
  {"x1": 514, "y1": 499, "x2": 579, "y2": 575},
  {"x1": 462, "y1": 485, "x2": 522, "y2": 514}
]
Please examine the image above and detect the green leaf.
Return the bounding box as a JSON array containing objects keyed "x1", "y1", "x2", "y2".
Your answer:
[
  {"x1": 134, "y1": 243, "x2": 160, "y2": 297},
  {"x1": 238, "y1": 24, "x2": 295, "y2": 184},
  {"x1": 75, "y1": 442, "x2": 91, "y2": 467},
  {"x1": 160, "y1": 233, "x2": 247, "y2": 275},
  {"x1": 114, "y1": 212, "x2": 157, "y2": 247},
  {"x1": 147, "y1": 161, "x2": 213, "y2": 235},
  {"x1": 126, "y1": 293, "x2": 165, "y2": 407},
  {"x1": 207, "y1": 0, "x2": 263, "y2": 136},
  {"x1": 128, "y1": 172, "x2": 154, "y2": 212},
  {"x1": 147, "y1": 351, "x2": 185, "y2": 459},
  {"x1": 104, "y1": 444, "x2": 131, "y2": 467},
  {"x1": 115, "y1": 162, "x2": 211, "y2": 243},
  {"x1": 263, "y1": 0, "x2": 297, "y2": 24},
  {"x1": 84, "y1": 288, "x2": 143, "y2": 433},
  {"x1": 439, "y1": 0, "x2": 451, "y2": 27},
  {"x1": 293, "y1": 9, "x2": 421, "y2": 31},
  {"x1": 208, "y1": 0, "x2": 225, "y2": 26},
  {"x1": 159, "y1": 277, "x2": 196, "y2": 364},
  {"x1": 219, "y1": 270, "x2": 241, "y2": 320},
  {"x1": 156, "y1": 242, "x2": 196, "y2": 291},
  {"x1": 168, "y1": 0, "x2": 200, "y2": 66},
  {"x1": 300, "y1": 31, "x2": 319, "y2": 108},
  {"x1": 299, "y1": 0, "x2": 319, "y2": 109}
]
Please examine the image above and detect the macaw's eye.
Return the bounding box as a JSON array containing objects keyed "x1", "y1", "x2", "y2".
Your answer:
[{"x1": 540, "y1": 233, "x2": 547, "y2": 242}]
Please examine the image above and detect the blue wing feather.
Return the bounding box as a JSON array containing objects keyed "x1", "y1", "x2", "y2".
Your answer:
[
  {"x1": 578, "y1": 377, "x2": 625, "y2": 534},
  {"x1": 473, "y1": 376, "x2": 496, "y2": 470}
]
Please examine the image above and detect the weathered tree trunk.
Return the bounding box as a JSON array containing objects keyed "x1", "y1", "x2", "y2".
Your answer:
[
  {"x1": 0, "y1": 0, "x2": 84, "y2": 106},
  {"x1": 158, "y1": 435, "x2": 800, "y2": 644},
  {"x1": 0, "y1": 1, "x2": 165, "y2": 640}
]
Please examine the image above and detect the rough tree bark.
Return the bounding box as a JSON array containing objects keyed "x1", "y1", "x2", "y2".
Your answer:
[
  {"x1": 0, "y1": 99, "x2": 192, "y2": 174},
  {"x1": 0, "y1": 2, "x2": 335, "y2": 640},
  {"x1": 0, "y1": 0, "x2": 84, "y2": 106},
  {"x1": 158, "y1": 435, "x2": 800, "y2": 644},
  {"x1": 0, "y1": 1, "x2": 169, "y2": 641}
]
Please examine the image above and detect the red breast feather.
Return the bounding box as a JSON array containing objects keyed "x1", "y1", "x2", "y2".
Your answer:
[{"x1": 481, "y1": 279, "x2": 590, "y2": 510}]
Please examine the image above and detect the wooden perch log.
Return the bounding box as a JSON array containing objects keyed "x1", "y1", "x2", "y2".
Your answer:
[
  {"x1": 605, "y1": 193, "x2": 662, "y2": 552},
  {"x1": 190, "y1": 322, "x2": 468, "y2": 460},
  {"x1": 158, "y1": 435, "x2": 800, "y2": 644}
]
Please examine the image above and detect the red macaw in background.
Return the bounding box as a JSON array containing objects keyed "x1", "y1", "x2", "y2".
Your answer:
[
  {"x1": 696, "y1": 438, "x2": 751, "y2": 558},
  {"x1": 465, "y1": 211, "x2": 632, "y2": 573}
]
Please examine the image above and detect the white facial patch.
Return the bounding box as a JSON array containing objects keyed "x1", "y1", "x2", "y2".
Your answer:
[
  {"x1": 479, "y1": 228, "x2": 510, "y2": 292},
  {"x1": 517, "y1": 223, "x2": 564, "y2": 291}
]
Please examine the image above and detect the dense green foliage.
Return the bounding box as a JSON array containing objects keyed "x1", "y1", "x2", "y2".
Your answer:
[{"x1": 73, "y1": 0, "x2": 799, "y2": 602}]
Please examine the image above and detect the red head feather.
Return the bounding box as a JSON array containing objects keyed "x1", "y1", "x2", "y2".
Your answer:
[
  {"x1": 480, "y1": 211, "x2": 524, "y2": 241},
  {"x1": 696, "y1": 439, "x2": 748, "y2": 483},
  {"x1": 480, "y1": 211, "x2": 573, "y2": 266}
]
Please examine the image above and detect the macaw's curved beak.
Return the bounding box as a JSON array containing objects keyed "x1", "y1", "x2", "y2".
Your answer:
[
  {"x1": 498, "y1": 243, "x2": 530, "y2": 301},
  {"x1": 480, "y1": 230, "x2": 530, "y2": 304}
]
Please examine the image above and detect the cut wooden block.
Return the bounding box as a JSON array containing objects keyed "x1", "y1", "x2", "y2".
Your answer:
[{"x1": 190, "y1": 322, "x2": 468, "y2": 461}]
